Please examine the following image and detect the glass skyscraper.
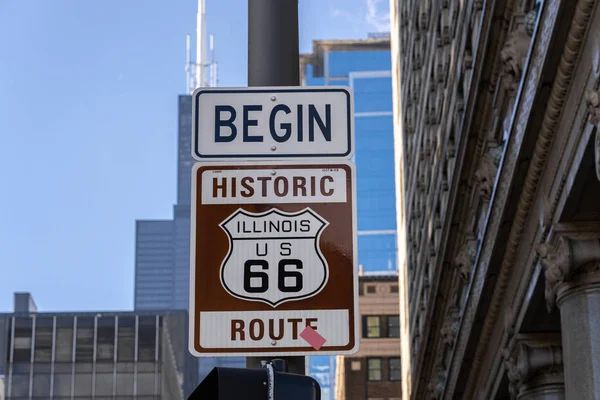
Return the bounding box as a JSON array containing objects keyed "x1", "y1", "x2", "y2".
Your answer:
[
  {"x1": 300, "y1": 35, "x2": 396, "y2": 400},
  {"x1": 302, "y1": 37, "x2": 396, "y2": 274},
  {"x1": 134, "y1": 95, "x2": 244, "y2": 380}
]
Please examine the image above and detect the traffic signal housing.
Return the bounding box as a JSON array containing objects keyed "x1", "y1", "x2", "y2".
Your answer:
[{"x1": 188, "y1": 360, "x2": 321, "y2": 400}]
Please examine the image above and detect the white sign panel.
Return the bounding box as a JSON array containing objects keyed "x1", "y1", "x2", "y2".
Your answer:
[
  {"x1": 220, "y1": 208, "x2": 329, "y2": 307},
  {"x1": 200, "y1": 167, "x2": 348, "y2": 204},
  {"x1": 199, "y1": 310, "x2": 349, "y2": 349},
  {"x1": 192, "y1": 87, "x2": 354, "y2": 160}
]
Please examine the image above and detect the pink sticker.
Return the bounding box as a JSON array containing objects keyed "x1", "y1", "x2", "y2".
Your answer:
[{"x1": 300, "y1": 326, "x2": 327, "y2": 350}]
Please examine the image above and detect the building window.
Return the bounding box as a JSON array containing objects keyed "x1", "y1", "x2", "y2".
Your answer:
[
  {"x1": 95, "y1": 373, "x2": 114, "y2": 396},
  {"x1": 96, "y1": 317, "x2": 115, "y2": 361},
  {"x1": 117, "y1": 317, "x2": 135, "y2": 361},
  {"x1": 13, "y1": 317, "x2": 33, "y2": 363},
  {"x1": 10, "y1": 373, "x2": 30, "y2": 397},
  {"x1": 55, "y1": 317, "x2": 74, "y2": 362},
  {"x1": 389, "y1": 357, "x2": 401, "y2": 381},
  {"x1": 34, "y1": 317, "x2": 53, "y2": 362},
  {"x1": 367, "y1": 358, "x2": 382, "y2": 381},
  {"x1": 116, "y1": 372, "x2": 134, "y2": 395},
  {"x1": 53, "y1": 372, "x2": 72, "y2": 396},
  {"x1": 387, "y1": 315, "x2": 400, "y2": 338},
  {"x1": 364, "y1": 316, "x2": 381, "y2": 338},
  {"x1": 75, "y1": 317, "x2": 94, "y2": 362},
  {"x1": 390, "y1": 284, "x2": 399, "y2": 293},
  {"x1": 32, "y1": 372, "x2": 51, "y2": 396},
  {"x1": 138, "y1": 316, "x2": 157, "y2": 361},
  {"x1": 137, "y1": 372, "x2": 157, "y2": 395},
  {"x1": 74, "y1": 373, "x2": 93, "y2": 396},
  {"x1": 366, "y1": 285, "x2": 376, "y2": 294}
]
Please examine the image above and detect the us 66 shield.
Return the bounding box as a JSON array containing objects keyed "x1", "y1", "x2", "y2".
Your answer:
[{"x1": 189, "y1": 160, "x2": 358, "y2": 357}]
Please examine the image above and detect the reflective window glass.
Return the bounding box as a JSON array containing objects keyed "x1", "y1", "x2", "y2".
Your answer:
[
  {"x1": 75, "y1": 317, "x2": 94, "y2": 362},
  {"x1": 367, "y1": 358, "x2": 382, "y2": 381},
  {"x1": 55, "y1": 318, "x2": 74, "y2": 362},
  {"x1": 117, "y1": 317, "x2": 135, "y2": 362},
  {"x1": 97, "y1": 317, "x2": 115, "y2": 361}
]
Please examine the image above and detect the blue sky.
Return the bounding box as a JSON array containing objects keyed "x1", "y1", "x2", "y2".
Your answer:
[{"x1": 0, "y1": 0, "x2": 390, "y2": 312}]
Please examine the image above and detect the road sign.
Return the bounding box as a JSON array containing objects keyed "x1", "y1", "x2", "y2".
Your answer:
[
  {"x1": 189, "y1": 160, "x2": 358, "y2": 356},
  {"x1": 191, "y1": 87, "x2": 354, "y2": 160}
]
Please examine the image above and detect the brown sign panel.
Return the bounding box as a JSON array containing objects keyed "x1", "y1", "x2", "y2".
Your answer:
[{"x1": 189, "y1": 160, "x2": 358, "y2": 356}]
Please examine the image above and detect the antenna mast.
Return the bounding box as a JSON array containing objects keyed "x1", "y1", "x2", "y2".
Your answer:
[
  {"x1": 210, "y1": 34, "x2": 218, "y2": 87},
  {"x1": 185, "y1": 34, "x2": 192, "y2": 94},
  {"x1": 196, "y1": 0, "x2": 207, "y2": 88},
  {"x1": 186, "y1": 0, "x2": 217, "y2": 93}
]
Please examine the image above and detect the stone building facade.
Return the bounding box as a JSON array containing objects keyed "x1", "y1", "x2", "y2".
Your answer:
[
  {"x1": 335, "y1": 275, "x2": 402, "y2": 399},
  {"x1": 390, "y1": 0, "x2": 600, "y2": 398}
]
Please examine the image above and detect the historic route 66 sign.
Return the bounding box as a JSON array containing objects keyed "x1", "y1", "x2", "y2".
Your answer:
[
  {"x1": 190, "y1": 161, "x2": 358, "y2": 357},
  {"x1": 220, "y1": 208, "x2": 329, "y2": 306}
]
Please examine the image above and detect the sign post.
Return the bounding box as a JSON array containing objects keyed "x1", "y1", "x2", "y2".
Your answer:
[{"x1": 246, "y1": 0, "x2": 302, "y2": 373}]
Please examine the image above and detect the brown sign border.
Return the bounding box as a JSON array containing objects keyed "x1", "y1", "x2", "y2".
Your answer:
[{"x1": 189, "y1": 160, "x2": 358, "y2": 357}]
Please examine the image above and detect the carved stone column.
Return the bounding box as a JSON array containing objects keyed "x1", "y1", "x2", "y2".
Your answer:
[
  {"x1": 503, "y1": 335, "x2": 564, "y2": 400},
  {"x1": 537, "y1": 231, "x2": 600, "y2": 399}
]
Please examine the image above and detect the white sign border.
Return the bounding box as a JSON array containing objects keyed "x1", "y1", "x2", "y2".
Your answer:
[
  {"x1": 191, "y1": 86, "x2": 355, "y2": 161},
  {"x1": 189, "y1": 159, "x2": 359, "y2": 357}
]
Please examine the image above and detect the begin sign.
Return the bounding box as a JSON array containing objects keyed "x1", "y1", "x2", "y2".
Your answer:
[
  {"x1": 192, "y1": 87, "x2": 354, "y2": 160},
  {"x1": 189, "y1": 161, "x2": 358, "y2": 356}
]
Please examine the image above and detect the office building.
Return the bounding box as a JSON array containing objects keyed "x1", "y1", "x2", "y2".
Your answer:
[
  {"x1": 0, "y1": 293, "x2": 197, "y2": 399},
  {"x1": 134, "y1": 95, "x2": 193, "y2": 312},
  {"x1": 391, "y1": 0, "x2": 600, "y2": 398},
  {"x1": 300, "y1": 35, "x2": 397, "y2": 399},
  {"x1": 335, "y1": 275, "x2": 401, "y2": 400},
  {"x1": 301, "y1": 35, "x2": 397, "y2": 274},
  {"x1": 134, "y1": 95, "x2": 245, "y2": 379}
]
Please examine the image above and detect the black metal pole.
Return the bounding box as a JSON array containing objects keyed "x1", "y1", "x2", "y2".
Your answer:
[
  {"x1": 248, "y1": 0, "x2": 300, "y2": 86},
  {"x1": 246, "y1": 0, "x2": 305, "y2": 375}
]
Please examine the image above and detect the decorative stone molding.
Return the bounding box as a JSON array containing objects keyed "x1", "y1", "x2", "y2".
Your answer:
[
  {"x1": 427, "y1": 364, "x2": 446, "y2": 399},
  {"x1": 462, "y1": 0, "x2": 594, "y2": 397},
  {"x1": 500, "y1": 30, "x2": 532, "y2": 92},
  {"x1": 453, "y1": 239, "x2": 478, "y2": 281},
  {"x1": 474, "y1": 146, "x2": 503, "y2": 199},
  {"x1": 440, "y1": 306, "x2": 461, "y2": 347},
  {"x1": 596, "y1": 129, "x2": 600, "y2": 181},
  {"x1": 524, "y1": 5, "x2": 541, "y2": 36},
  {"x1": 503, "y1": 338, "x2": 563, "y2": 399},
  {"x1": 536, "y1": 235, "x2": 600, "y2": 311},
  {"x1": 585, "y1": 90, "x2": 600, "y2": 181},
  {"x1": 537, "y1": 195, "x2": 553, "y2": 232},
  {"x1": 584, "y1": 89, "x2": 600, "y2": 125}
]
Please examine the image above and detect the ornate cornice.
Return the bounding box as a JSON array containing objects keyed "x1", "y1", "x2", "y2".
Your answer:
[
  {"x1": 440, "y1": 306, "x2": 461, "y2": 347},
  {"x1": 474, "y1": 146, "x2": 504, "y2": 199},
  {"x1": 427, "y1": 364, "x2": 447, "y2": 400},
  {"x1": 452, "y1": 239, "x2": 478, "y2": 281},
  {"x1": 460, "y1": 0, "x2": 595, "y2": 396},
  {"x1": 500, "y1": 30, "x2": 534, "y2": 93}
]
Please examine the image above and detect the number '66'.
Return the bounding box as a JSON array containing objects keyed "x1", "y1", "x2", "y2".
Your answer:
[{"x1": 243, "y1": 260, "x2": 303, "y2": 293}]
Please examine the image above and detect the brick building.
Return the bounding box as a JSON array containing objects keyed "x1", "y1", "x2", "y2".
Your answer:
[{"x1": 335, "y1": 274, "x2": 402, "y2": 400}]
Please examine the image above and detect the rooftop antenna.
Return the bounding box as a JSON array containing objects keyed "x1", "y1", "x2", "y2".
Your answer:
[
  {"x1": 185, "y1": 34, "x2": 192, "y2": 94},
  {"x1": 185, "y1": 0, "x2": 217, "y2": 92},
  {"x1": 196, "y1": 0, "x2": 207, "y2": 88},
  {"x1": 210, "y1": 34, "x2": 218, "y2": 87}
]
